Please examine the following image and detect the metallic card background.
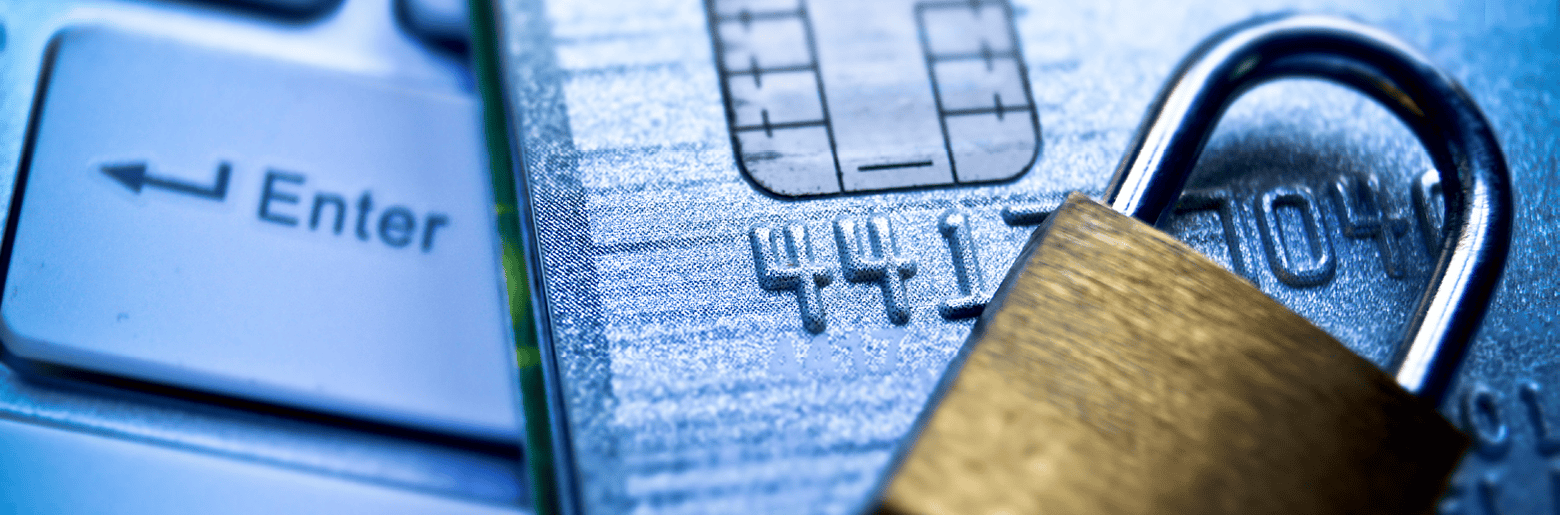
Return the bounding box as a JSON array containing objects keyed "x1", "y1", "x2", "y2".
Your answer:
[{"x1": 491, "y1": 0, "x2": 1560, "y2": 513}]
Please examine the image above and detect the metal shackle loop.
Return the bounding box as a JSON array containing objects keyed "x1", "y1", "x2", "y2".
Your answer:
[{"x1": 1102, "y1": 14, "x2": 1512, "y2": 405}]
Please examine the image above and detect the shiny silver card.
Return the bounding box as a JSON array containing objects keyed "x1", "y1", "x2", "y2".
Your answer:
[{"x1": 486, "y1": 0, "x2": 1560, "y2": 512}]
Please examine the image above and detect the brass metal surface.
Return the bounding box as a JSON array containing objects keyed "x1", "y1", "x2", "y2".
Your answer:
[{"x1": 879, "y1": 193, "x2": 1467, "y2": 515}]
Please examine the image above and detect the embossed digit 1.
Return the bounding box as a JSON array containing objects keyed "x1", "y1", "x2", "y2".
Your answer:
[
  {"x1": 1478, "y1": 471, "x2": 1505, "y2": 515},
  {"x1": 750, "y1": 225, "x2": 833, "y2": 333},
  {"x1": 999, "y1": 203, "x2": 1054, "y2": 226},
  {"x1": 937, "y1": 209, "x2": 989, "y2": 319},
  {"x1": 1330, "y1": 174, "x2": 1410, "y2": 278},
  {"x1": 1413, "y1": 168, "x2": 1446, "y2": 254},
  {"x1": 1551, "y1": 464, "x2": 1560, "y2": 515},
  {"x1": 1521, "y1": 382, "x2": 1560, "y2": 455},
  {"x1": 835, "y1": 216, "x2": 918, "y2": 324},
  {"x1": 1254, "y1": 186, "x2": 1337, "y2": 287}
]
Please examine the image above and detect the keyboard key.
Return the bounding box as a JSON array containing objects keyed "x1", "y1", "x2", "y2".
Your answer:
[
  {"x1": 399, "y1": 0, "x2": 469, "y2": 45},
  {"x1": 2, "y1": 28, "x2": 517, "y2": 441},
  {"x1": 192, "y1": 0, "x2": 340, "y2": 17},
  {"x1": 0, "y1": 417, "x2": 520, "y2": 514}
]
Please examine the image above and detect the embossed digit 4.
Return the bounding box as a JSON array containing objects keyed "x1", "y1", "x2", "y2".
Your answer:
[
  {"x1": 1331, "y1": 174, "x2": 1412, "y2": 278},
  {"x1": 835, "y1": 216, "x2": 918, "y2": 324},
  {"x1": 750, "y1": 224, "x2": 833, "y2": 333}
]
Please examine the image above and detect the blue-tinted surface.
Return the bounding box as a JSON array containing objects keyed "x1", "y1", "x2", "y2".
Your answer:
[
  {"x1": 6, "y1": 26, "x2": 514, "y2": 440},
  {"x1": 0, "y1": 415, "x2": 518, "y2": 514},
  {"x1": 493, "y1": 0, "x2": 1560, "y2": 513},
  {"x1": 399, "y1": 0, "x2": 468, "y2": 44},
  {"x1": 5, "y1": 26, "x2": 516, "y2": 441},
  {"x1": 0, "y1": 0, "x2": 528, "y2": 510}
]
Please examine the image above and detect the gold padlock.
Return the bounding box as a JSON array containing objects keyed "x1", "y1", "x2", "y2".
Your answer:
[{"x1": 874, "y1": 14, "x2": 1512, "y2": 515}]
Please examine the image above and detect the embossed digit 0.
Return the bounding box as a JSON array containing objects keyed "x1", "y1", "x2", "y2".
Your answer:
[
  {"x1": 1462, "y1": 384, "x2": 1512, "y2": 458},
  {"x1": 1254, "y1": 186, "x2": 1337, "y2": 287}
]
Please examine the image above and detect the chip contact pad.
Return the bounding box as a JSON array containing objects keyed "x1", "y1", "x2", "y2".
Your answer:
[{"x1": 708, "y1": 0, "x2": 1040, "y2": 196}]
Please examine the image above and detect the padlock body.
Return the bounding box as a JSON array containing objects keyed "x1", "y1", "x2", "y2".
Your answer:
[{"x1": 879, "y1": 193, "x2": 1467, "y2": 515}]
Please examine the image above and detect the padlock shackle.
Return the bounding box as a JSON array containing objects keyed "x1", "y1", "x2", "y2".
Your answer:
[{"x1": 1103, "y1": 14, "x2": 1512, "y2": 405}]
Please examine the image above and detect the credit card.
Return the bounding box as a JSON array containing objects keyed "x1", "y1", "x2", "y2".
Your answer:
[{"x1": 476, "y1": 0, "x2": 1560, "y2": 512}]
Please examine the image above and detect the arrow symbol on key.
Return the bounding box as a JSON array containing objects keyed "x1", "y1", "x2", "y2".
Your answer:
[{"x1": 102, "y1": 161, "x2": 231, "y2": 201}]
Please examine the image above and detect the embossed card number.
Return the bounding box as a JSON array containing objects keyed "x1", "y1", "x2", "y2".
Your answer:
[
  {"x1": 708, "y1": 0, "x2": 1040, "y2": 196},
  {"x1": 752, "y1": 170, "x2": 1448, "y2": 333}
]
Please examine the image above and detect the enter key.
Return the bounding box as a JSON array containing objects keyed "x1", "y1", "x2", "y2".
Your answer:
[{"x1": 1, "y1": 27, "x2": 519, "y2": 441}]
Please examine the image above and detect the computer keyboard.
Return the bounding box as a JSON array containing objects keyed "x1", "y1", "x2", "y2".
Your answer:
[
  {"x1": 7, "y1": 26, "x2": 513, "y2": 440},
  {"x1": 214, "y1": 0, "x2": 338, "y2": 18},
  {"x1": 400, "y1": 0, "x2": 468, "y2": 45},
  {"x1": 0, "y1": 415, "x2": 517, "y2": 514},
  {"x1": 0, "y1": 0, "x2": 526, "y2": 512}
]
